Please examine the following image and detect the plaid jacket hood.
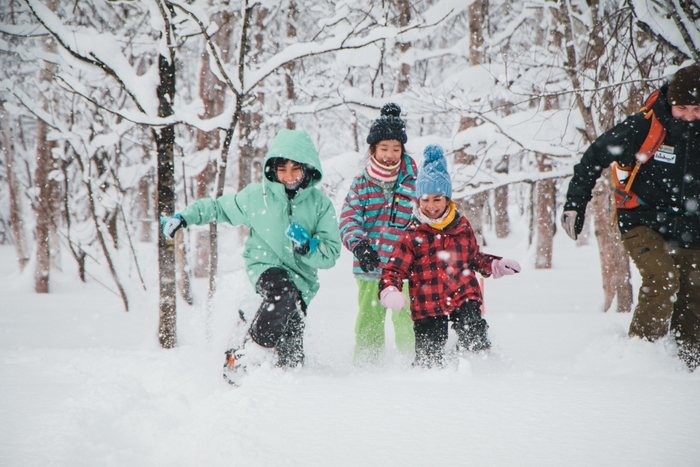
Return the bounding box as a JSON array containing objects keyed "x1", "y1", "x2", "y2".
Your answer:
[{"x1": 380, "y1": 212, "x2": 499, "y2": 320}]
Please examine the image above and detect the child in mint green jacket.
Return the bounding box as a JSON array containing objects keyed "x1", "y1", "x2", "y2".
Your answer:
[{"x1": 163, "y1": 129, "x2": 340, "y2": 381}]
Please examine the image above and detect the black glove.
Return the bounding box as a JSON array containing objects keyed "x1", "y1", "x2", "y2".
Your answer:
[
  {"x1": 353, "y1": 239, "x2": 380, "y2": 273},
  {"x1": 561, "y1": 209, "x2": 585, "y2": 241}
]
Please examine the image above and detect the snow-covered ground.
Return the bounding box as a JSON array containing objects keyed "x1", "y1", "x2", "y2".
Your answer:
[{"x1": 1, "y1": 220, "x2": 699, "y2": 467}]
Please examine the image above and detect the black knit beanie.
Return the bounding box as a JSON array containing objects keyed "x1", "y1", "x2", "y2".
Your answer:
[
  {"x1": 366, "y1": 103, "x2": 408, "y2": 145},
  {"x1": 668, "y1": 65, "x2": 700, "y2": 106}
]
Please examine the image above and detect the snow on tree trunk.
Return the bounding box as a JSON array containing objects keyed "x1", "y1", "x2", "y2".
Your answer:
[
  {"x1": 238, "y1": 7, "x2": 268, "y2": 191},
  {"x1": 462, "y1": 193, "x2": 488, "y2": 247},
  {"x1": 285, "y1": 2, "x2": 298, "y2": 130},
  {"x1": 395, "y1": 0, "x2": 411, "y2": 93},
  {"x1": 591, "y1": 172, "x2": 632, "y2": 313},
  {"x1": 156, "y1": 52, "x2": 178, "y2": 349},
  {"x1": 468, "y1": 0, "x2": 486, "y2": 66},
  {"x1": 493, "y1": 186, "x2": 509, "y2": 239},
  {"x1": 535, "y1": 154, "x2": 554, "y2": 269},
  {"x1": 175, "y1": 229, "x2": 193, "y2": 306},
  {"x1": 137, "y1": 175, "x2": 152, "y2": 243},
  {"x1": 193, "y1": 10, "x2": 232, "y2": 279},
  {"x1": 33, "y1": 91, "x2": 55, "y2": 293},
  {"x1": 454, "y1": 117, "x2": 486, "y2": 246},
  {"x1": 0, "y1": 105, "x2": 29, "y2": 271},
  {"x1": 494, "y1": 155, "x2": 509, "y2": 238},
  {"x1": 193, "y1": 163, "x2": 215, "y2": 278}
]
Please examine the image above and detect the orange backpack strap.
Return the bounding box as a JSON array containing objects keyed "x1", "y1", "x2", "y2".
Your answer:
[
  {"x1": 636, "y1": 90, "x2": 667, "y2": 163},
  {"x1": 611, "y1": 90, "x2": 667, "y2": 221}
]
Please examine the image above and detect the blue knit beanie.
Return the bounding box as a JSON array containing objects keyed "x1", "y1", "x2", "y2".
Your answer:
[{"x1": 417, "y1": 145, "x2": 452, "y2": 198}]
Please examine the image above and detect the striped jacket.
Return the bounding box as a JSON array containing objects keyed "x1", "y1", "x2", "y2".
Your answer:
[
  {"x1": 339, "y1": 154, "x2": 417, "y2": 278},
  {"x1": 379, "y1": 212, "x2": 499, "y2": 320}
]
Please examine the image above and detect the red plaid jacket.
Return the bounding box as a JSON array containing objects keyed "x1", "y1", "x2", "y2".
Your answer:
[{"x1": 379, "y1": 212, "x2": 499, "y2": 320}]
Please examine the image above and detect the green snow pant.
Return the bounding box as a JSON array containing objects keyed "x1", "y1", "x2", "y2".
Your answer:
[
  {"x1": 353, "y1": 279, "x2": 415, "y2": 365},
  {"x1": 621, "y1": 226, "x2": 700, "y2": 359}
]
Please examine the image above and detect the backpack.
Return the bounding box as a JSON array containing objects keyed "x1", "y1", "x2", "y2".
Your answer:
[{"x1": 611, "y1": 90, "x2": 667, "y2": 209}]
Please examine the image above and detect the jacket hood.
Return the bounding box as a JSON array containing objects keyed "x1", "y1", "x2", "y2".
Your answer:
[{"x1": 263, "y1": 129, "x2": 323, "y2": 190}]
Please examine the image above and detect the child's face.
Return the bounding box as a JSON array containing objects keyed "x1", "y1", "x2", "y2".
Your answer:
[
  {"x1": 276, "y1": 160, "x2": 304, "y2": 188},
  {"x1": 372, "y1": 140, "x2": 403, "y2": 167},
  {"x1": 419, "y1": 194, "x2": 450, "y2": 219}
]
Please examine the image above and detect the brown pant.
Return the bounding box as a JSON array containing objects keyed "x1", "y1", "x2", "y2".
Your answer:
[{"x1": 621, "y1": 226, "x2": 700, "y2": 344}]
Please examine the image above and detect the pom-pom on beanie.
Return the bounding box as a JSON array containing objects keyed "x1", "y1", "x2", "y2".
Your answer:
[
  {"x1": 366, "y1": 102, "x2": 408, "y2": 145},
  {"x1": 417, "y1": 144, "x2": 452, "y2": 198},
  {"x1": 668, "y1": 65, "x2": 700, "y2": 106}
]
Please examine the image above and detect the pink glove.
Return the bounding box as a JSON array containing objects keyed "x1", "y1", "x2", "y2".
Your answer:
[
  {"x1": 492, "y1": 258, "x2": 521, "y2": 279},
  {"x1": 380, "y1": 286, "x2": 408, "y2": 311}
]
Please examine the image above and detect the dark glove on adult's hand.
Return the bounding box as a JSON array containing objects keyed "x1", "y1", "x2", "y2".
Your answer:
[
  {"x1": 353, "y1": 239, "x2": 380, "y2": 273},
  {"x1": 561, "y1": 210, "x2": 584, "y2": 241}
]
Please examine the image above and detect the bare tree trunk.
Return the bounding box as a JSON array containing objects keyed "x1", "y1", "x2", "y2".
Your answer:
[
  {"x1": 493, "y1": 186, "x2": 509, "y2": 238},
  {"x1": 193, "y1": 163, "x2": 215, "y2": 278},
  {"x1": 106, "y1": 211, "x2": 118, "y2": 250},
  {"x1": 33, "y1": 12, "x2": 58, "y2": 293},
  {"x1": 137, "y1": 174, "x2": 152, "y2": 243},
  {"x1": 462, "y1": 193, "x2": 488, "y2": 247},
  {"x1": 285, "y1": 1, "x2": 298, "y2": 129},
  {"x1": 454, "y1": 0, "x2": 489, "y2": 245},
  {"x1": 34, "y1": 111, "x2": 54, "y2": 293},
  {"x1": 395, "y1": 0, "x2": 411, "y2": 93},
  {"x1": 175, "y1": 229, "x2": 193, "y2": 305},
  {"x1": 590, "y1": 172, "x2": 633, "y2": 312},
  {"x1": 193, "y1": 12, "x2": 232, "y2": 280},
  {"x1": 468, "y1": 0, "x2": 486, "y2": 66},
  {"x1": 556, "y1": 0, "x2": 598, "y2": 143},
  {"x1": 556, "y1": 0, "x2": 633, "y2": 311},
  {"x1": 238, "y1": 7, "x2": 268, "y2": 190},
  {"x1": 0, "y1": 104, "x2": 29, "y2": 271},
  {"x1": 535, "y1": 154, "x2": 554, "y2": 269},
  {"x1": 528, "y1": 182, "x2": 535, "y2": 247},
  {"x1": 493, "y1": 155, "x2": 509, "y2": 238},
  {"x1": 239, "y1": 107, "x2": 263, "y2": 189},
  {"x1": 454, "y1": 117, "x2": 485, "y2": 245},
  {"x1": 156, "y1": 49, "x2": 178, "y2": 348}
]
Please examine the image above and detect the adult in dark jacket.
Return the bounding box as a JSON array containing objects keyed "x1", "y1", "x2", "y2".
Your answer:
[{"x1": 561, "y1": 65, "x2": 700, "y2": 371}]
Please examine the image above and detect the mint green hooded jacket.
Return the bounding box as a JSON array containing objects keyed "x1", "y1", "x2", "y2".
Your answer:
[{"x1": 178, "y1": 129, "x2": 341, "y2": 304}]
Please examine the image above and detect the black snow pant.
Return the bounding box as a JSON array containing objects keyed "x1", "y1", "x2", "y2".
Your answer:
[
  {"x1": 249, "y1": 268, "x2": 307, "y2": 368},
  {"x1": 413, "y1": 300, "x2": 490, "y2": 368}
]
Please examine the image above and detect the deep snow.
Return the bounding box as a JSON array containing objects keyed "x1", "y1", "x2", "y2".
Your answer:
[{"x1": 1, "y1": 219, "x2": 699, "y2": 467}]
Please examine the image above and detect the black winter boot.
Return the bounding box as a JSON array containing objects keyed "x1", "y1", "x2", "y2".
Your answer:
[
  {"x1": 677, "y1": 338, "x2": 700, "y2": 372},
  {"x1": 413, "y1": 315, "x2": 449, "y2": 368},
  {"x1": 275, "y1": 311, "x2": 306, "y2": 368},
  {"x1": 452, "y1": 300, "x2": 491, "y2": 353}
]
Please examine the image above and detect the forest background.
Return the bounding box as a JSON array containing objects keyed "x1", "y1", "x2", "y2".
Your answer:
[{"x1": 0, "y1": 0, "x2": 699, "y2": 348}]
